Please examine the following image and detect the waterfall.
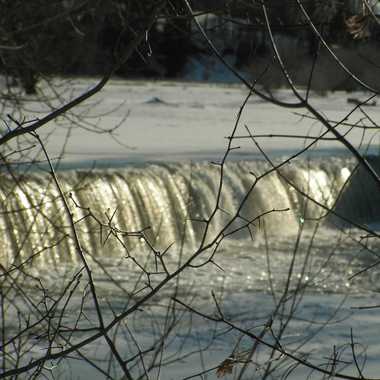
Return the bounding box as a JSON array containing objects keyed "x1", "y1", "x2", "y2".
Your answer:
[{"x1": 0, "y1": 156, "x2": 378, "y2": 267}]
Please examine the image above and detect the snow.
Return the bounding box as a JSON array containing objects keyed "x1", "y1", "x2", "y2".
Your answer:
[{"x1": 14, "y1": 78, "x2": 380, "y2": 165}]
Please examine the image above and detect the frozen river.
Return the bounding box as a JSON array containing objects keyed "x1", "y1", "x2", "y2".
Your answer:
[{"x1": 2, "y1": 80, "x2": 380, "y2": 379}]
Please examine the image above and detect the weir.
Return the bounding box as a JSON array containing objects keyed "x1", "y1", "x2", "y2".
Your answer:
[{"x1": 0, "y1": 156, "x2": 378, "y2": 267}]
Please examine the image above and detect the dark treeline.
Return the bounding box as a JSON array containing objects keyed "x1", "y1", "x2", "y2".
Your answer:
[{"x1": 0, "y1": 0, "x2": 378, "y2": 93}]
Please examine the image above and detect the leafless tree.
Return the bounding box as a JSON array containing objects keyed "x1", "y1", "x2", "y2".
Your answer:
[{"x1": 1, "y1": 1, "x2": 380, "y2": 379}]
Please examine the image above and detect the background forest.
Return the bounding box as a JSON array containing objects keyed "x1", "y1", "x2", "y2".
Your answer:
[{"x1": 1, "y1": 0, "x2": 380, "y2": 93}]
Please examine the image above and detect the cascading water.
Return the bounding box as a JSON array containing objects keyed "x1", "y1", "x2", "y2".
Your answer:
[{"x1": 1, "y1": 156, "x2": 379, "y2": 269}]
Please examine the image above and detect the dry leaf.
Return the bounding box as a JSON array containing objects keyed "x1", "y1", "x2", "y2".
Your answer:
[
  {"x1": 345, "y1": 15, "x2": 371, "y2": 39},
  {"x1": 216, "y1": 358, "x2": 234, "y2": 378}
]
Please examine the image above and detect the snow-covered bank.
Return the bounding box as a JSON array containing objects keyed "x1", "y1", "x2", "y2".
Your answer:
[{"x1": 15, "y1": 79, "x2": 380, "y2": 164}]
